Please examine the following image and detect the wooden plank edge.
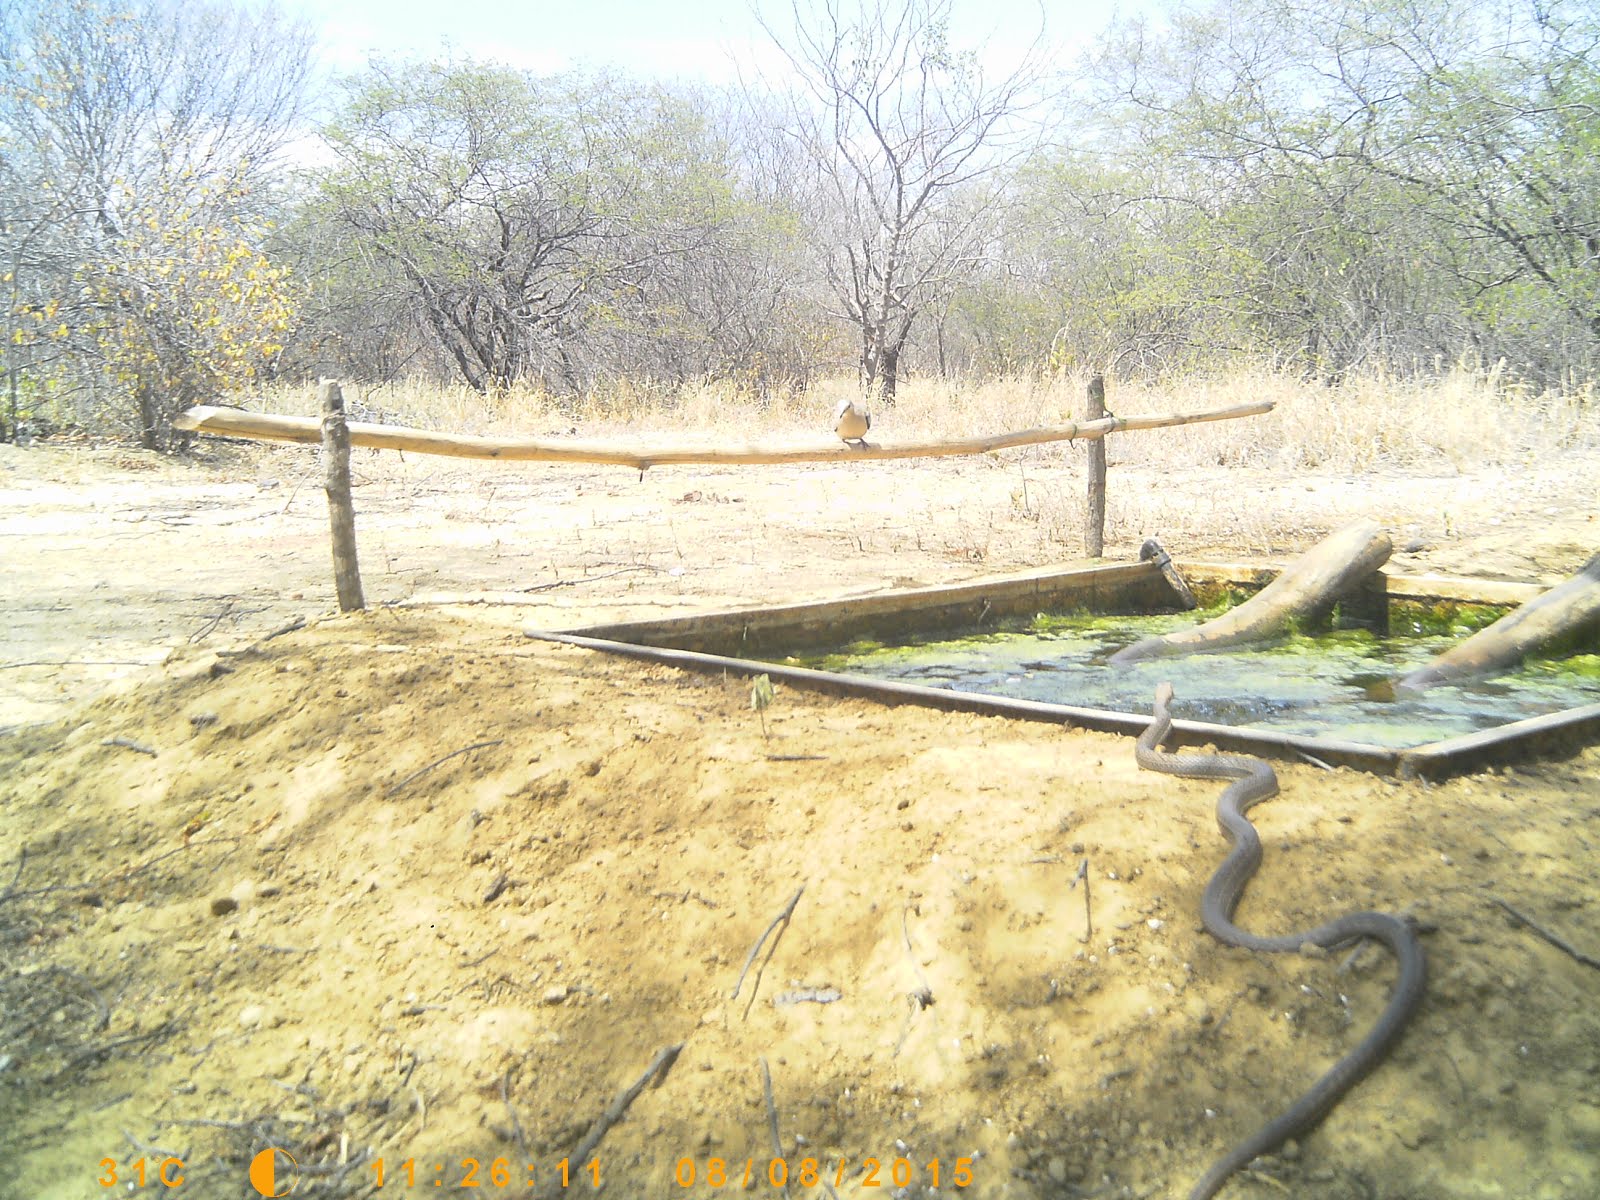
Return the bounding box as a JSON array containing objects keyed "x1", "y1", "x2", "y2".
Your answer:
[
  {"x1": 565, "y1": 561, "x2": 1167, "y2": 643},
  {"x1": 1397, "y1": 702, "x2": 1600, "y2": 780}
]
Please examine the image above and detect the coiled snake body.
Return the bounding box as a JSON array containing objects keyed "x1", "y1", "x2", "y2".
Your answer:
[{"x1": 1136, "y1": 683, "x2": 1426, "y2": 1200}]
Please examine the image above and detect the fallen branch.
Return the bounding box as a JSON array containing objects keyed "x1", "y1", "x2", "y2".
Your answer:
[
  {"x1": 1493, "y1": 896, "x2": 1600, "y2": 971},
  {"x1": 386, "y1": 740, "x2": 504, "y2": 797},
  {"x1": 173, "y1": 401, "x2": 1276, "y2": 469},
  {"x1": 103, "y1": 736, "x2": 158, "y2": 757},
  {"x1": 569, "y1": 1042, "x2": 683, "y2": 1165},
  {"x1": 1070, "y1": 858, "x2": 1093, "y2": 943},
  {"x1": 730, "y1": 885, "x2": 805, "y2": 1018}
]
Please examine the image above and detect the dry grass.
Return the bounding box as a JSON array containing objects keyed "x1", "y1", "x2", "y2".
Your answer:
[{"x1": 253, "y1": 362, "x2": 1597, "y2": 476}]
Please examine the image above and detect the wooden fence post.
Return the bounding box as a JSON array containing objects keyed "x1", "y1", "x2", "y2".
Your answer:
[
  {"x1": 320, "y1": 379, "x2": 365, "y2": 612},
  {"x1": 1084, "y1": 374, "x2": 1107, "y2": 558}
]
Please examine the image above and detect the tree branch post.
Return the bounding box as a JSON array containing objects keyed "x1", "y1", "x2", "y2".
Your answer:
[
  {"x1": 319, "y1": 379, "x2": 366, "y2": 612},
  {"x1": 1085, "y1": 374, "x2": 1107, "y2": 558}
]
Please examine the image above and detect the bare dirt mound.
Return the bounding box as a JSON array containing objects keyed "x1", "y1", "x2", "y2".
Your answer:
[{"x1": 4, "y1": 608, "x2": 1598, "y2": 1199}]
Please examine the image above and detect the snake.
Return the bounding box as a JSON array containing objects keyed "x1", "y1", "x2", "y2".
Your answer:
[{"x1": 1135, "y1": 682, "x2": 1426, "y2": 1200}]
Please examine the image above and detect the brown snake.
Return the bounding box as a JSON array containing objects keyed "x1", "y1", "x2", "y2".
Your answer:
[{"x1": 1135, "y1": 682, "x2": 1426, "y2": 1200}]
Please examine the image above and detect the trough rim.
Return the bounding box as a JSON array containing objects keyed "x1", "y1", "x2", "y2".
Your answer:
[{"x1": 533, "y1": 559, "x2": 1596, "y2": 780}]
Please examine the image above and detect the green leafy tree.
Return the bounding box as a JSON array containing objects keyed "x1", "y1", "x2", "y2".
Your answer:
[
  {"x1": 320, "y1": 60, "x2": 748, "y2": 395},
  {"x1": 1071, "y1": 0, "x2": 1600, "y2": 381}
]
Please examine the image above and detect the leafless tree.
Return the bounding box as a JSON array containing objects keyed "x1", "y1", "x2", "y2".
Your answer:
[{"x1": 756, "y1": 0, "x2": 1049, "y2": 401}]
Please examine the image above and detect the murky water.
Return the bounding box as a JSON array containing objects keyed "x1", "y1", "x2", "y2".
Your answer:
[{"x1": 780, "y1": 611, "x2": 1600, "y2": 747}]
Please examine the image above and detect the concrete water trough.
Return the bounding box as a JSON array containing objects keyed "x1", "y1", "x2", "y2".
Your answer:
[{"x1": 527, "y1": 558, "x2": 1600, "y2": 781}]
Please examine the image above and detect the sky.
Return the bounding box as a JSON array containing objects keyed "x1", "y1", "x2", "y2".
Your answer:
[{"x1": 276, "y1": 0, "x2": 1158, "y2": 86}]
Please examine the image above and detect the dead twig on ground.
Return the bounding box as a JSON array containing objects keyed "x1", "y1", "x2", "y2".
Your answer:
[
  {"x1": 386, "y1": 740, "x2": 504, "y2": 797},
  {"x1": 502, "y1": 1067, "x2": 528, "y2": 1160},
  {"x1": 2, "y1": 658, "x2": 152, "y2": 670},
  {"x1": 410, "y1": 1086, "x2": 427, "y2": 1134},
  {"x1": 1070, "y1": 858, "x2": 1093, "y2": 943},
  {"x1": 188, "y1": 596, "x2": 240, "y2": 643},
  {"x1": 2, "y1": 838, "x2": 241, "y2": 903},
  {"x1": 730, "y1": 885, "x2": 805, "y2": 1018},
  {"x1": 52, "y1": 965, "x2": 111, "y2": 1032},
  {"x1": 262, "y1": 616, "x2": 307, "y2": 641},
  {"x1": 520, "y1": 565, "x2": 669, "y2": 593},
  {"x1": 1493, "y1": 896, "x2": 1600, "y2": 971},
  {"x1": 103, "y1": 736, "x2": 158, "y2": 756},
  {"x1": 3, "y1": 847, "x2": 24, "y2": 898},
  {"x1": 51, "y1": 1020, "x2": 179, "y2": 1083},
  {"x1": 759, "y1": 1057, "x2": 791, "y2": 1197},
  {"x1": 894, "y1": 907, "x2": 937, "y2": 1057},
  {"x1": 123, "y1": 1128, "x2": 186, "y2": 1162},
  {"x1": 569, "y1": 1042, "x2": 683, "y2": 1165},
  {"x1": 901, "y1": 907, "x2": 935, "y2": 1009}
]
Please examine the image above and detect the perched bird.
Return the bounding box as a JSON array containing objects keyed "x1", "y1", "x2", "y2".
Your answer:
[{"x1": 833, "y1": 398, "x2": 871, "y2": 448}]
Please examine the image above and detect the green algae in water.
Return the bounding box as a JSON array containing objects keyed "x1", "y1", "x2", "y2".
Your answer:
[{"x1": 777, "y1": 612, "x2": 1600, "y2": 748}]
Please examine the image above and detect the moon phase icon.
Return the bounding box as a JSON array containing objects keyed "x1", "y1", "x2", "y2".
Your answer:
[{"x1": 248, "y1": 1147, "x2": 298, "y2": 1197}]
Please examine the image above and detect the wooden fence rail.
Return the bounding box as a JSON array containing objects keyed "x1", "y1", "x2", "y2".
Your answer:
[
  {"x1": 174, "y1": 384, "x2": 1276, "y2": 607},
  {"x1": 173, "y1": 398, "x2": 1273, "y2": 470}
]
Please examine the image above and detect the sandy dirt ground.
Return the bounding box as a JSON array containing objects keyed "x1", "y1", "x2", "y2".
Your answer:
[{"x1": 2, "y1": 435, "x2": 1599, "y2": 1200}]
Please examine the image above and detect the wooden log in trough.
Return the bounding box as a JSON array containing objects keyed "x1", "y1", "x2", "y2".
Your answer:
[
  {"x1": 170, "y1": 400, "x2": 1275, "y2": 469},
  {"x1": 1108, "y1": 519, "x2": 1393, "y2": 664},
  {"x1": 1398, "y1": 551, "x2": 1600, "y2": 693}
]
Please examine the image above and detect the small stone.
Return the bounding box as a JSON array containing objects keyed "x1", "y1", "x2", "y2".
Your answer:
[
  {"x1": 239, "y1": 1004, "x2": 266, "y2": 1028},
  {"x1": 542, "y1": 985, "x2": 569, "y2": 1005},
  {"x1": 210, "y1": 896, "x2": 239, "y2": 917},
  {"x1": 1047, "y1": 1158, "x2": 1067, "y2": 1183},
  {"x1": 255, "y1": 882, "x2": 281, "y2": 898}
]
